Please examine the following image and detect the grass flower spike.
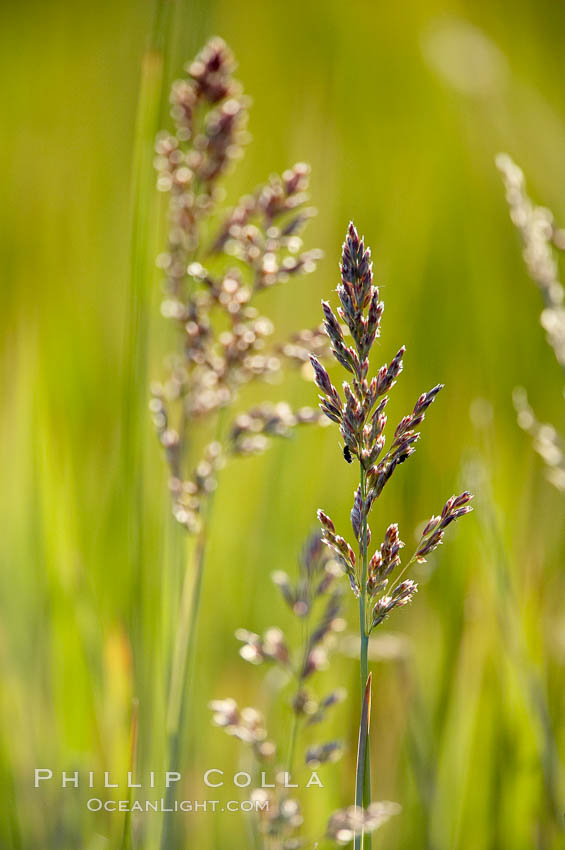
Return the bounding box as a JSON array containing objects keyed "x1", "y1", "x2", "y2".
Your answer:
[
  {"x1": 153, "y1": 37, "x2": 326, "y2": 849},
  {"x1": 152, "y1": 38, "x2": 324, "y2": 533},
  {"x1": 311, "y1": 222, "x2": 472, "y2": 848}
]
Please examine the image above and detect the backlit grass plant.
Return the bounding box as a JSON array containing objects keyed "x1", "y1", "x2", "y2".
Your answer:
[
  {"x1": 310, "y1": 223, "x2": 472, "y2": 849},
  {"x1": 210, "y1": 532, "x2": 400, "y2": 848},
  {"x1": 151, "y1": 37, "x2": 328, "y2": 848}
]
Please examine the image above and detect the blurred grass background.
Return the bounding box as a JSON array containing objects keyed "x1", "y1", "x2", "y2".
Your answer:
[{"x1": 2, "y1": 0, "x2": 565, "y2": 847}]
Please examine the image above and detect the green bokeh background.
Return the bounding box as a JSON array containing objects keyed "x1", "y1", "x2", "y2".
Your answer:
[{"x1": 2, "y1": 0, "x2": 565, "y2": 848}]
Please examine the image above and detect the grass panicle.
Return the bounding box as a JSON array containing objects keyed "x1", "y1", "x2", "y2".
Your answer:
[
  {"x1": 153, "y1": 37, "x2": 326, "y2": 848},
  {"x1": 151, "y1": 37, "x2": 325, "y2": 532},
  {"x1": 311, "y1": 222, "x2": 472, "y2": 848},
  {"x1": 210, "y1": 532, "x2": 352, "y2": 848}
]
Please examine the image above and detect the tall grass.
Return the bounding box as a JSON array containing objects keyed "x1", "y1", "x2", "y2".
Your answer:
[
  {"x1": 312, "y1": 223, "x2": 471, "y2": 849},
  {"x1": 3, "y1": 1, "x2": 565, "y2": 848},
  {"x1": 148, "y1": 36, "x2": 324, "y2": 848},
  {"x1": 125, "y1": 0, "x2": 174, "y2": 595}
]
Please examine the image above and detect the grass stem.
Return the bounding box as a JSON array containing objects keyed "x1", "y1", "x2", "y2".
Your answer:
[
  {"x1": 287, "y1": 711, "x2": 300, "y2": 779},
  {"x1": 160, "y1": 524, "x2": 209, "y2": 849},
  {"x1": 121, "y1": 698, "x2": 139, "y2": 850},
  {"x1": 160, "y1": 408, "x2": 226, "y2": 849},
  {"x1": 355, "y1": 466, "x2": 372, "y2": 850},
  {"x1": 125, "y1": 0, "x2": 174, "y2": 717}
]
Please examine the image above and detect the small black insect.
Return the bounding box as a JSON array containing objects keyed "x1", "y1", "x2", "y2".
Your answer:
[{"x1": 343, "y1": 445, "x2": 353, "y2": 464}]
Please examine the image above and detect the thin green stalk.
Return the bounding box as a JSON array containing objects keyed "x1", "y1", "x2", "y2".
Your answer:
[
  {"x1": 125, "y1": 0, "x2": 174, "y2": 543},
  {"x1": 287, "y1": 616, "x2": 309, "y2": 778},
  {"x1": 160, "y1": 408, "x2": 226, "y2": 849},
  {"x1": 160, "y1": 523, "x2": 209, "y2": 848},
  {"x1": 359, "y1": 469, "x2": 370, "y2": 702},
  {"x1": 355, "y1": 675, "x2": 372, "y2": 850},
  {"x1": 121, "y1": 698, "x2": 139, "y2": 850},
  {"x1": 124, "y1": 0, "x2": 174, "y2": 708},
  {"x1": 355, "y1": 466, "x2": 372, "y2": 850},
  {"x1": 160, "y1": 518, "x2": 211, "y2": 848},
  {"x1": 287, "y1": 712, "x2": 299, "y2": 779}
]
